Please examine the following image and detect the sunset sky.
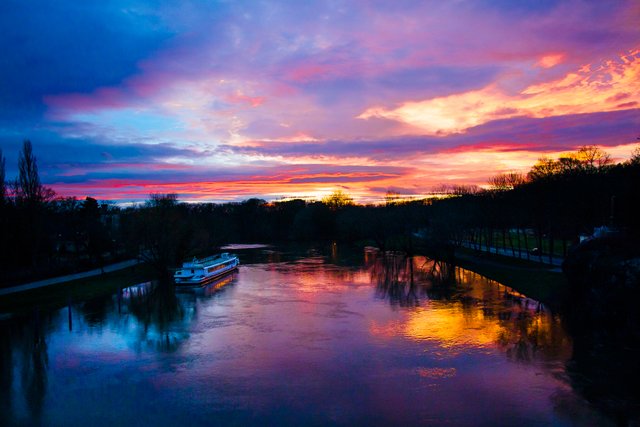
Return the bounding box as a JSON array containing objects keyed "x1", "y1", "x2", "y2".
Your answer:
[{"x1": 1, "y1": 0, "x2": 639, "y2": 203}]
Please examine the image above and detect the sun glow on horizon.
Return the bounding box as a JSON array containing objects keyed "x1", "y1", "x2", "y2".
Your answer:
[{"x1": 46, "y1": 141, "x2": 640, "y2": 203}]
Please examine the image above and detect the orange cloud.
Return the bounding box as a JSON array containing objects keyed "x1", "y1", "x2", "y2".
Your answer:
[{"x1": 358, "y1": 49, "x2": 640, "y2": 135}]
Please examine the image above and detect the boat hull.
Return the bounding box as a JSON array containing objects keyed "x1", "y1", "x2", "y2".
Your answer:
[
  {"x1": 176, "y1": 266, "x2": 238, "y2": 286},
  {"x1": 175, "y1": 264, "x2": 238, "y2": 287},
  {"x1": 175, "y1": 272, "x2": 237, "y2": 295}
]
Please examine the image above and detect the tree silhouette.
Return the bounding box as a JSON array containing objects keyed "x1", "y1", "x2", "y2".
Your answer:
[
  {"x1": 16, "y1": 140, "x2": 53, "y2": 205},
  {"x1": 126, "y1": 193, "x2": 192, "y2": 278},
  {"x1": 322, "y1": 190, "x2": 354, "y2": 210},
  {"x1": 10, "y1": 141, "x2": 55, "y2": 269},
  {"x1": 0, "y1": 148, "x2": 6, "y2": 206},
  {"x1": 576, "y1": 145, "x2": 612, "y2": 170},
  {"x1": 630, "y1": 145, "x2": 640, "y2": 166},
  {"x1": 527, "y1": 156, "x2": 559, "y2": 181},
  {"x1": 488, "y1": 171, "x2": 526, "y2": 191}
]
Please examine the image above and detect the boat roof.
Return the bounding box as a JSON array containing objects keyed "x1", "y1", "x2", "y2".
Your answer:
[{"x1": 181, "y1": 252, "x2": 236, "y2": 268}]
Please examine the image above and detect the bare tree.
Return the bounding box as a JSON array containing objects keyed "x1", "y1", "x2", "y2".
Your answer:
[
  {"x1": 630, "y1": 145, "x2": 640, "y2": 166},
  {"x1": 11, "y1": 141, "x2": 55, "y2": 267},
  {"x1": 385, "y1": 190, "x2": 401, "y2": 206},
  {"x1": 433, "y1": 183, "x2": 481, "y2": 196},
  {"x1": 0, "y1": 148, "x2": 5, "y2": 205},
  {"x1": 16, "y1": 140, "x2": 53, "y2": 205},
  {"x1": 527, "y1": 157, "x2": 560, "y2": 181},
  {"x1": 488, "y1": 172, "x2": 526, "y2": 191},
  {"x1": 576, "y1": 145, "x2": 612, "y2": 170},
  {"x1": 322, "y1": 190, "x2": 354, "y2": 210}
]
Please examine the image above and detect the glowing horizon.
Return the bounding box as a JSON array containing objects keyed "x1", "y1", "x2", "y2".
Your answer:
[{"x1": 1, "y1": 1, "x2": 638, "y2": 203}]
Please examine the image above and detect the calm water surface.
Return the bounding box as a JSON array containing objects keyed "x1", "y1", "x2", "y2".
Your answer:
[{"x1": 0, "y1": 246, "x2": 614, "y2": 426}]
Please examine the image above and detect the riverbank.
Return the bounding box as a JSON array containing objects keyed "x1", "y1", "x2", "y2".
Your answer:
[
  {"x1": 0, "y1": 263, "x2": 156, "y2": 314},
  {"x1": 0, "y1": 258, "x2": 142, "y2": 296},
  {"x1": 451, "y1": 247, "x2": 566, "y2": 307}
]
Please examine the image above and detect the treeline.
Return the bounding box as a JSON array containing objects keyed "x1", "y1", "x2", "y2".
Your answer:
[
  {"x1": 427, "y1": 145, "x2": 640, "y2": 263},
  {"x1": 1, "y1": 140, "x2": 639, "y2": 285},
  {"x1": 0, "y1": 141, "x2": 118, "y2": 285},
  {"x1": 118, "y1": 191, "x2": 429, "y2": 276}
]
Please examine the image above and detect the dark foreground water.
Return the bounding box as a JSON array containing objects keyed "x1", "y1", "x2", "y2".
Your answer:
[{"x1": 0, "y1": 245, "x2": 623, "y2": 426}]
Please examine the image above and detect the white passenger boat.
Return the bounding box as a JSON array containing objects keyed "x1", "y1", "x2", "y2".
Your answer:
[{"x1": 173, "y1": 253, "x2": 239, "y2": 286}]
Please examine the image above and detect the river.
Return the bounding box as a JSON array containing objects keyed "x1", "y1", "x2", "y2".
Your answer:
[{"x1": 0, "y1": 244, "x2": 622, "y2": 425}]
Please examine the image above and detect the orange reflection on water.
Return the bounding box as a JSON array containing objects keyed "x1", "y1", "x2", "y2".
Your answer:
[
  {"x1": 370, "y1": 303, "x2": 503, "y2": 352},
  {"x1": 404, "y1": 303, "x2": 504, "y2": 349},
  {"x1": 368, "y1": 254, "x2": 570, "y2": 361}
]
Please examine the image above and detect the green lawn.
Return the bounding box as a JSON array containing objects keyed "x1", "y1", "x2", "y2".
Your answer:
[{"x1": 472, "y1": 230, "x2": 571, "y2": 258}]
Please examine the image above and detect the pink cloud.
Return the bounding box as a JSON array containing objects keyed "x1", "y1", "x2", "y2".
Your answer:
[{"x1": 537, "y1": 53, "x2": 565, "y2": 68}]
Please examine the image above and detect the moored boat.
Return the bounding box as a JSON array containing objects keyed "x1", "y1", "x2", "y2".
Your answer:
[{"x1": 173, "y1": 253, "x2": 239, "y2": 286}]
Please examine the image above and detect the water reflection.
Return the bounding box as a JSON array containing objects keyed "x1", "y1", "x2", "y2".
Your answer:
[
  {"x1": 79, "y1": 294, "x2": 115, "y2": 327},
  {"x1": 0, "y1": 310, "x2": 55, "y2": 425},
  {"x1": 0, "y1": 246, "x2": 634, "y2": 425},
  {"x1": 0, "y1": 273, "x2": 241, "y2": 425},
  {"x1": 371, "y1": 252, "x2": 421, "y2": 306},
  {"x1": 127, "y1": 280, "x2": 187, "y2": 352},
  {"x1": 368, "y1": 252, "x2": 570, "y2": 364}
]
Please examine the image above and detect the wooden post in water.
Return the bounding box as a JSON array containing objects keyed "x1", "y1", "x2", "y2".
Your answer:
[{"x1": 67, "y1": 296, "x2": 73, "y2": 332}]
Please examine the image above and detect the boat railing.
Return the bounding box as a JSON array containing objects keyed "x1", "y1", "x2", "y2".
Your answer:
[{"x1": 182, "y1": 253, "x2": 233, "y2": 268}]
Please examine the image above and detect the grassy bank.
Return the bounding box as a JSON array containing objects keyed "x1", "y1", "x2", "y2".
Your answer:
[
  {"x1": 451, "y1": 247, "x2": 567, "y2": 306},
  {"x1": 0, "y1": 263, "x2": 157, "y2": 314}
]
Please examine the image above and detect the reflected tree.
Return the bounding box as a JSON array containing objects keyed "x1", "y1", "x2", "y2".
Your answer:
[
  {"x1": 127, "y1": 278, "x2": 187, "y2": 352},
  {"x1": 21, "y1": 315, "x2": 48, "y2": 422},
  {"x1": 494, "y1": 306, "x2": 568, "y2": 364},
  {"x1": 79, "y1": 295, "x2": 115, "y2": 327},
  {"x1": 0, "y1": 322, "x2": 13, "y2": 426},
  {"x1": 422, "y1": 259, "x2": 466, "y2": 300},
  {"x1": 0, "y1": 312, "x2": 55, "y2": 425},
  {"x1": 371, "y1": 253, "x2": 421, "y2": 307}
]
